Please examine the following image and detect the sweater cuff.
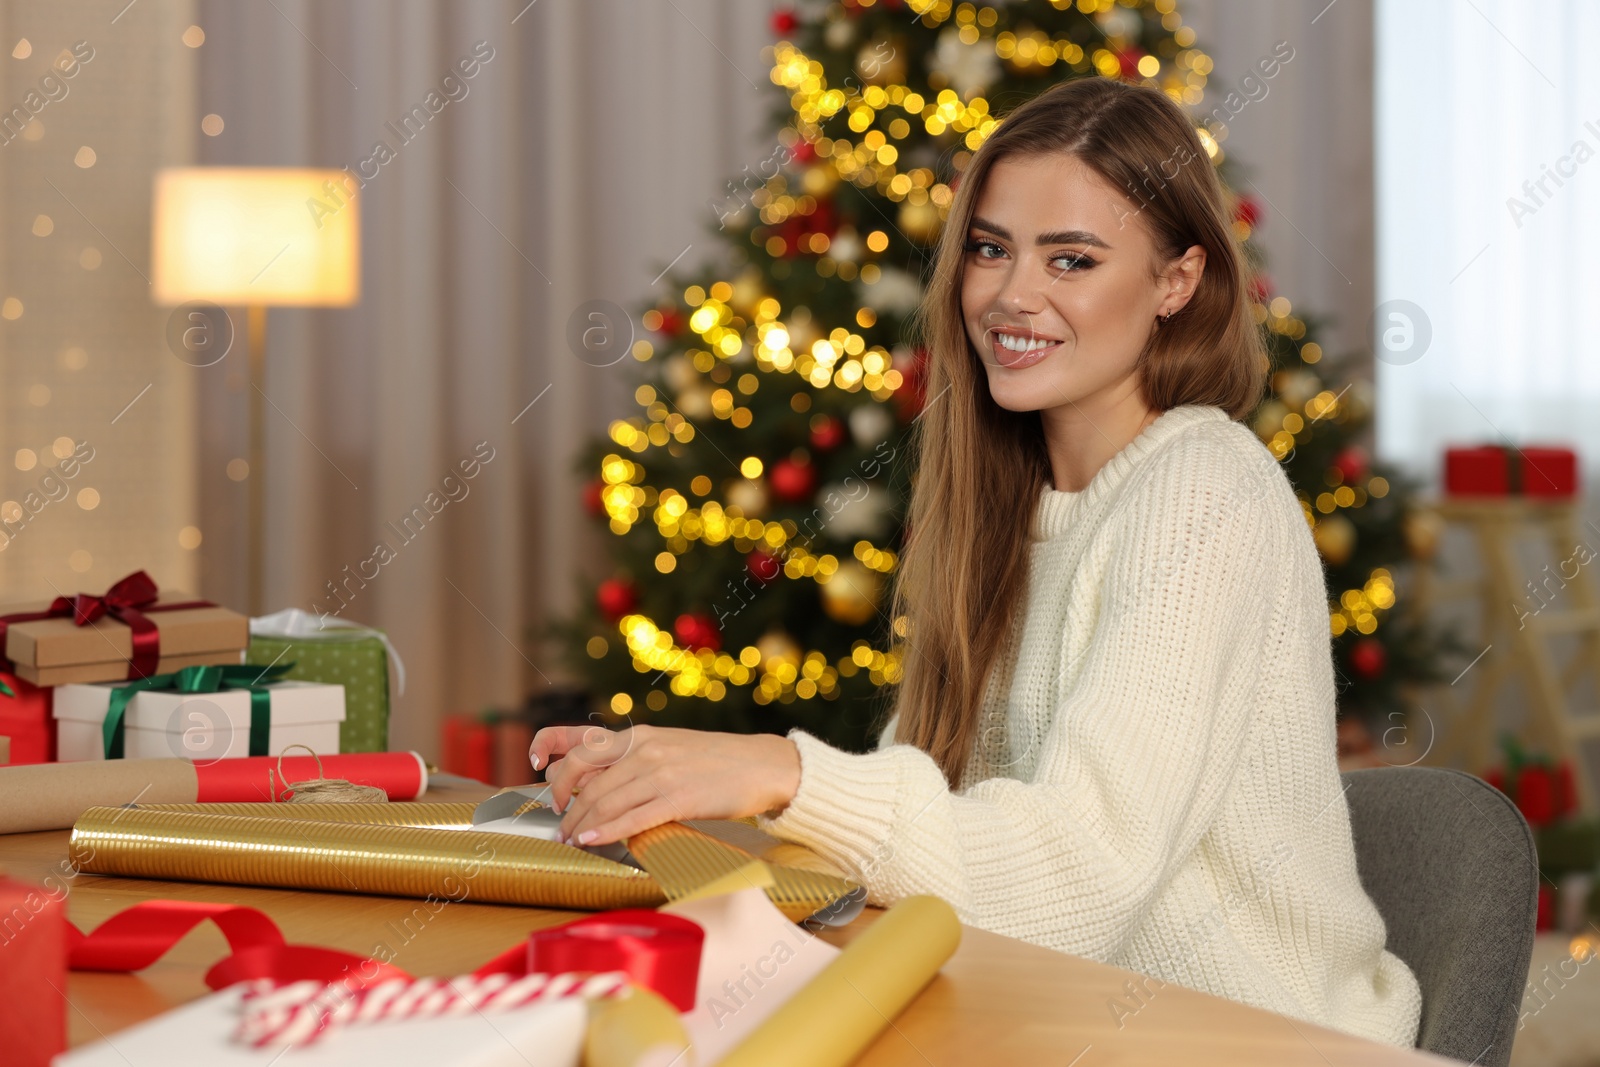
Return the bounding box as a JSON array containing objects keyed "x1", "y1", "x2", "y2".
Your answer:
[{"x1": 756, "y1": 729, "x2": 909, "y2": 873}]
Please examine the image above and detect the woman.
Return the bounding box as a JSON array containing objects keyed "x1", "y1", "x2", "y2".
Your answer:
[{"x1": 531, "y1": 78, "x2": 1422, "y2": 1047}]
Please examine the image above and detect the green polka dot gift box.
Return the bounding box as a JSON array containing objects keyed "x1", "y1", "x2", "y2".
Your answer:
[{"x1": 243, "y1": 609, "x2": 405, "y2": 754}]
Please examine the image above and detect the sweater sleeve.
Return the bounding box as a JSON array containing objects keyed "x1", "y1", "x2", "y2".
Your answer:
[{"x1": 757, "y1": 451, "x2": 1296, "y2": 958}]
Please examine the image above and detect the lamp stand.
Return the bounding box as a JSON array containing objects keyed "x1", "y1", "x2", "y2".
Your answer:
[{"x1": 247, "y1": 305, "x2": 267, "y2": 617}]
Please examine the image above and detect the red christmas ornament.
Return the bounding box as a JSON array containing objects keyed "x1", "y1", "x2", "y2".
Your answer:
[
  {"x1": 1117, "y1": 48, "x2": 1146, "y2": 79},
  {"x1": 655, "y1": 308, "x2": 683, "y2": 336},
  {"x1": 1333, "y1": 446, "x2": 1369, "y2": 486},
  {"x1": 747, "y1": 549, "x2": 782, "y2": 583},
  {"x1": 810, "y1": 415, "x2": 846, "y2": 452},
  {"x1": 790, "y1": 140, "x2": 816, "y2": 165},
  {"x1": 1234, "y1": 194, "x2": 1262, "y2": 229},
  {"x1": 596, "y1": 578, "x2": 638, "y2": 620},
  {"x1": 1483, "y1": 766, "x2": 1506, "y2": 795},
  {"x1": 1517, "y1": 764, "x2": 1556, "y2": 827},
  {"x1": 771, "y1": 8, "x2": 797, "y2": 35},
  {"x1": 774, "y1": 198, "x2": 838, "y2": 258},
  {"x1": 893, "y1": 346, "x2": 930, "y2": 422},
  {"x1": 768, "y1": 456, "x2": 817, "y2": 503},
  {"x1": 1347, "y1": 638, "x2": 1387, "y2": 681},
  {"x1": 582, "y1": 479, "x2": 605, "y2": 517},
  {"x1": 1555, "y1": 759, "x2": 1578, "y2": 819},
  {"x1": 673, "y1": 612, "x2": 721, "y2": 652},
  {"x1": 1248, "y1": 272, "x2": 1273, "y2": 302}
]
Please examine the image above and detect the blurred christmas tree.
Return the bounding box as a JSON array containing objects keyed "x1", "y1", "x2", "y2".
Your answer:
[{"x1": 551, "y1": 0, "x2": 1461, "y2": 753}]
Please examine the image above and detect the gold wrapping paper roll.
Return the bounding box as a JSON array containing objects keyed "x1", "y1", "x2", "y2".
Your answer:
[
  {"x1": 69, "y1": 807, "x2": 665, "y2": 910},
  {"x1": 716, "y1": 895, "x2": 961, "y2": 1067},
  {"x1": 627, "y1": 822, "x2": 861, "y2": 924},
  {"x1": 134, "y1": 802, "x2": 477, "y2": 828},
  {"x1": 584, "y1": 987, "x2": 695, "y2": 1067}
]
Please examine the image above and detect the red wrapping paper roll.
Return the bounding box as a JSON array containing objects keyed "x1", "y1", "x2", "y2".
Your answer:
[
  {"x1": 527, "y1": 910, "x2": 704, "y2": 1012},
  {"x1": 194, "y1": 751, "x2": 429, "y2": 802}
]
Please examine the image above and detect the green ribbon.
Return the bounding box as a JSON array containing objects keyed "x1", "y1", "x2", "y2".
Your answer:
[
  {"x1": 101, "y1": 662, "x2": 295, "y2": 760},
  {"x1": 0, "y1": 679, "x2": 13, "y2": 698}
]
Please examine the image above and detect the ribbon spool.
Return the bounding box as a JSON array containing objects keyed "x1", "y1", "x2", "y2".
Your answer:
[
  {"x1": 528, "y1": 910, "x2": 705, "y2": 1012},
  {"x1": 272, "y1": 744, "x2": 387, "y2": 804}
]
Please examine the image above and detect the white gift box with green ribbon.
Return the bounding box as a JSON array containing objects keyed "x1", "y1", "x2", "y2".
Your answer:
[{"x1": 54, "y1": 677, "x2": 345, "y2": 762}]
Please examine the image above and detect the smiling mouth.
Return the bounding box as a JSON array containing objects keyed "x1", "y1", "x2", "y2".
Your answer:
[{"x1": 986, "y1": 327, "x2": 1062, "y2": 369}]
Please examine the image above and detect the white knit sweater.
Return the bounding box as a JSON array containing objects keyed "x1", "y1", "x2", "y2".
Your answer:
[{"x1": 758, "y1": 403, "x2": 1422, "y2": 1047}]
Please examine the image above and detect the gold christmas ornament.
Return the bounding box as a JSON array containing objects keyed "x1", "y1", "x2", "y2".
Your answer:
[
  {"x1": 730, "y1": 268, "x2": 765, "y2": 317},
  {"x1": 725, "y1": 477, "x2": 770, "y2": 515},
  {"x1": 1272, "y1": 369, "x2": 1321, "y2": 411},
  {"x1": 897, "y1": 200, "x2": 942, "y2": 244},
  {"x1": 1252, "y1": 400, "x2": 1288, "y2": 441},
  {"x1": 801, "y1": 162, "x2": 839, "y2": 198},
  {"x1": 757, "y1": 630, "x2": 803, "y2": 672},
  {"x1": 856, "y1": 35, "x2": 907, "y2": 86},
  {"x1": 1402, "y1": 507, "x2": 1443, "y2": 560},
  {"x1": 1313, "y1": 513, "x2": 1357, "y2": 566},
  {"x1": 821, "y1": 561, "x2": 883, "y2": 626},
  {"x1": 676, "y1": 383, "x2": 713, "y2": 420}
]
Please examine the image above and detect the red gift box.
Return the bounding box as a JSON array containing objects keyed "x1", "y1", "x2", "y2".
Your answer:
[
  {"x1": 1444, "y1": 444, "x2": 1578, "y2": 498},
  {"x1": 1522, "y1": 447, "x2": 1579, "y2": 497},
  {"x1": 0, "y1": 670, "x2": 55, "y2": 764},
  {"x1": 0, "y1": 873, "x2": 68, "y2": 1067}
]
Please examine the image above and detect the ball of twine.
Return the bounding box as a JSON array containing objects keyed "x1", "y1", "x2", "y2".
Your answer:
[{"x1": 272, "y1": 743, "x2": 387, "y2": 804}]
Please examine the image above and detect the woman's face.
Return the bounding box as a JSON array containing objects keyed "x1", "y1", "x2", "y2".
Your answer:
[{"x1": 959, "y1": 152, "x2": 1203, "y2": 414}]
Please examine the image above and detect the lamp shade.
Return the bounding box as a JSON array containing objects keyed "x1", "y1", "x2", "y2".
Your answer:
[{"x1": 152, "y1": 167, "x2": 360, "y2": 307}]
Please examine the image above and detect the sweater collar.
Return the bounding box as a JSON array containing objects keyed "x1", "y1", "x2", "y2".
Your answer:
[{"x1": 1031, "y1": 405, "x2": 1231, "y2": 541}]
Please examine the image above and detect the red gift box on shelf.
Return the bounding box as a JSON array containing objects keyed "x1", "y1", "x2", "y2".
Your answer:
[
  {"x1": 1443, "y1": 444, "x2": 1579, "y2": 498},
  {"x1": 0, "y1": 670, "x2": 55, "y2": 764}
]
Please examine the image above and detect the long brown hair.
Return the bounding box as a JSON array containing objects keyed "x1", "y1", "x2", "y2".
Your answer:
[{"x1": 891, "y1": 77, "x2": 1268, "y2": 786}]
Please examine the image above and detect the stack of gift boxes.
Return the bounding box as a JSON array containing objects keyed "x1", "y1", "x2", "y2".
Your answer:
[
  {"x1": 1444, "y1": 443, "x2": 1579, "y2": 497},
  {"x1": 0, "y1": 571, "x2": 397, "y2": 767}
]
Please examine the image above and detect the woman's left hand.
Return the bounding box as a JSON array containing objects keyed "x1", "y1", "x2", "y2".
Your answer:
[{"x1": 529, "y1": 724, "x2": 801, "y2": 846}]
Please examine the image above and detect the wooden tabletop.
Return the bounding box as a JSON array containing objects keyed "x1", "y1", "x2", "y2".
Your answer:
[{"x1": 4, "y1": 787, "x2": 1449, "y2": 1066}]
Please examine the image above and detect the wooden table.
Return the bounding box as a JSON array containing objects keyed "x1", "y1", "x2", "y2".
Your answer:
[{"x1": 5, "y1": 788, "x2": 1448, "y2": 1065}]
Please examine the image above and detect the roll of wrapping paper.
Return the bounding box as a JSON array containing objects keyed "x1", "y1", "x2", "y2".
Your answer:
[
  {"x1": 194, "y1": 751, "x2": 428, "y2": 801},
  {"x1": 135, "y1": 802, "x2": 477, "y2": 828},
  {"x1": 627, "y1": 821, "x2": 862, "y2": 924},
  {"x1": 68, "y1": 807, "x2": 666, "y2": 911},
  {"x1": 716, "y1": 895, "x2": 961, "y2": 1067},
  {"x1": 0, "y1": 752, "x2": 428, "y2": 835},
  {"x1": 142, "y1": 794, "x2": 864, "y2": 922}
]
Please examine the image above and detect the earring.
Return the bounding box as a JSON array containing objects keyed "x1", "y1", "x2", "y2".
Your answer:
[{"x1": 1160, "y1": 310, "x2": 1172, "y2": 324}]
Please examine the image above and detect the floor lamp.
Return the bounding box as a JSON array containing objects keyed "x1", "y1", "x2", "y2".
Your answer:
[{"x1": 152, "y1": 167, "x2": 361, "y2": 615}]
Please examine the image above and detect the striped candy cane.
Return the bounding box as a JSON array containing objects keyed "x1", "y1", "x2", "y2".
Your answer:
[{"x1": 234, "y1": 971, "x2": 632, "y2": 1047}]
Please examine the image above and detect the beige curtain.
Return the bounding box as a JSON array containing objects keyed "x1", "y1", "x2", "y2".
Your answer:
[
  {"x1": 0, "y1": 1, "x2": 200, "y2": 602},
  {"x1": 191, "y1": 0, "x2": 781, "y2": 755},
  {"x1": 1182, "y1": 0, "x2": 1376, "y2": 373}
]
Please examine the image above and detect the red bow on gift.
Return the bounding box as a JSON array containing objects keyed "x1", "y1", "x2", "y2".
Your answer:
[
  {"x1": 0, "y1": 570, "x2": 213, "y2": 680},
  {"x1": 51, "y1": 568, "x2": 161, "y2": 627}
]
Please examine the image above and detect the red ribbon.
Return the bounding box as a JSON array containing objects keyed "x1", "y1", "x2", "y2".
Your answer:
[
  {"x1": 0, "y1": 570, "x2": 216, "y2": 680},
  {"x1": 65, "y1": 899, "x2": 704, "y2": 1010},
  {"x1": 528, "y1": 910, "x2": 704, "y2": 1012},
  {"x1": 67, "y1": 901, "x2": 410, "y2": 991}
]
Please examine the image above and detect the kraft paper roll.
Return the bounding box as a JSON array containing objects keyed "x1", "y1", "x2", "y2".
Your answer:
[
  {"x1": 0, "y1": 759, "x2": 198, "y2": 834},
  {"x1": 715, "y1": 895, "x2": 961, "y2": 1067},
  {"x1": 69, "y1": 807, "x2": 666, "y2": 911},
  {"x1": 585, "y1": 987, "x2": 695, "y2": 1067},
  {"x1": 135, "y1": 802, "x2": 477, "y2": 828}
]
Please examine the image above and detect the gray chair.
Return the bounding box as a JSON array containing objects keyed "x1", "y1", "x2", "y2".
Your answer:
[{"x1": 1342, "y1": 766, "x2": 1539, "y2": 1066}]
